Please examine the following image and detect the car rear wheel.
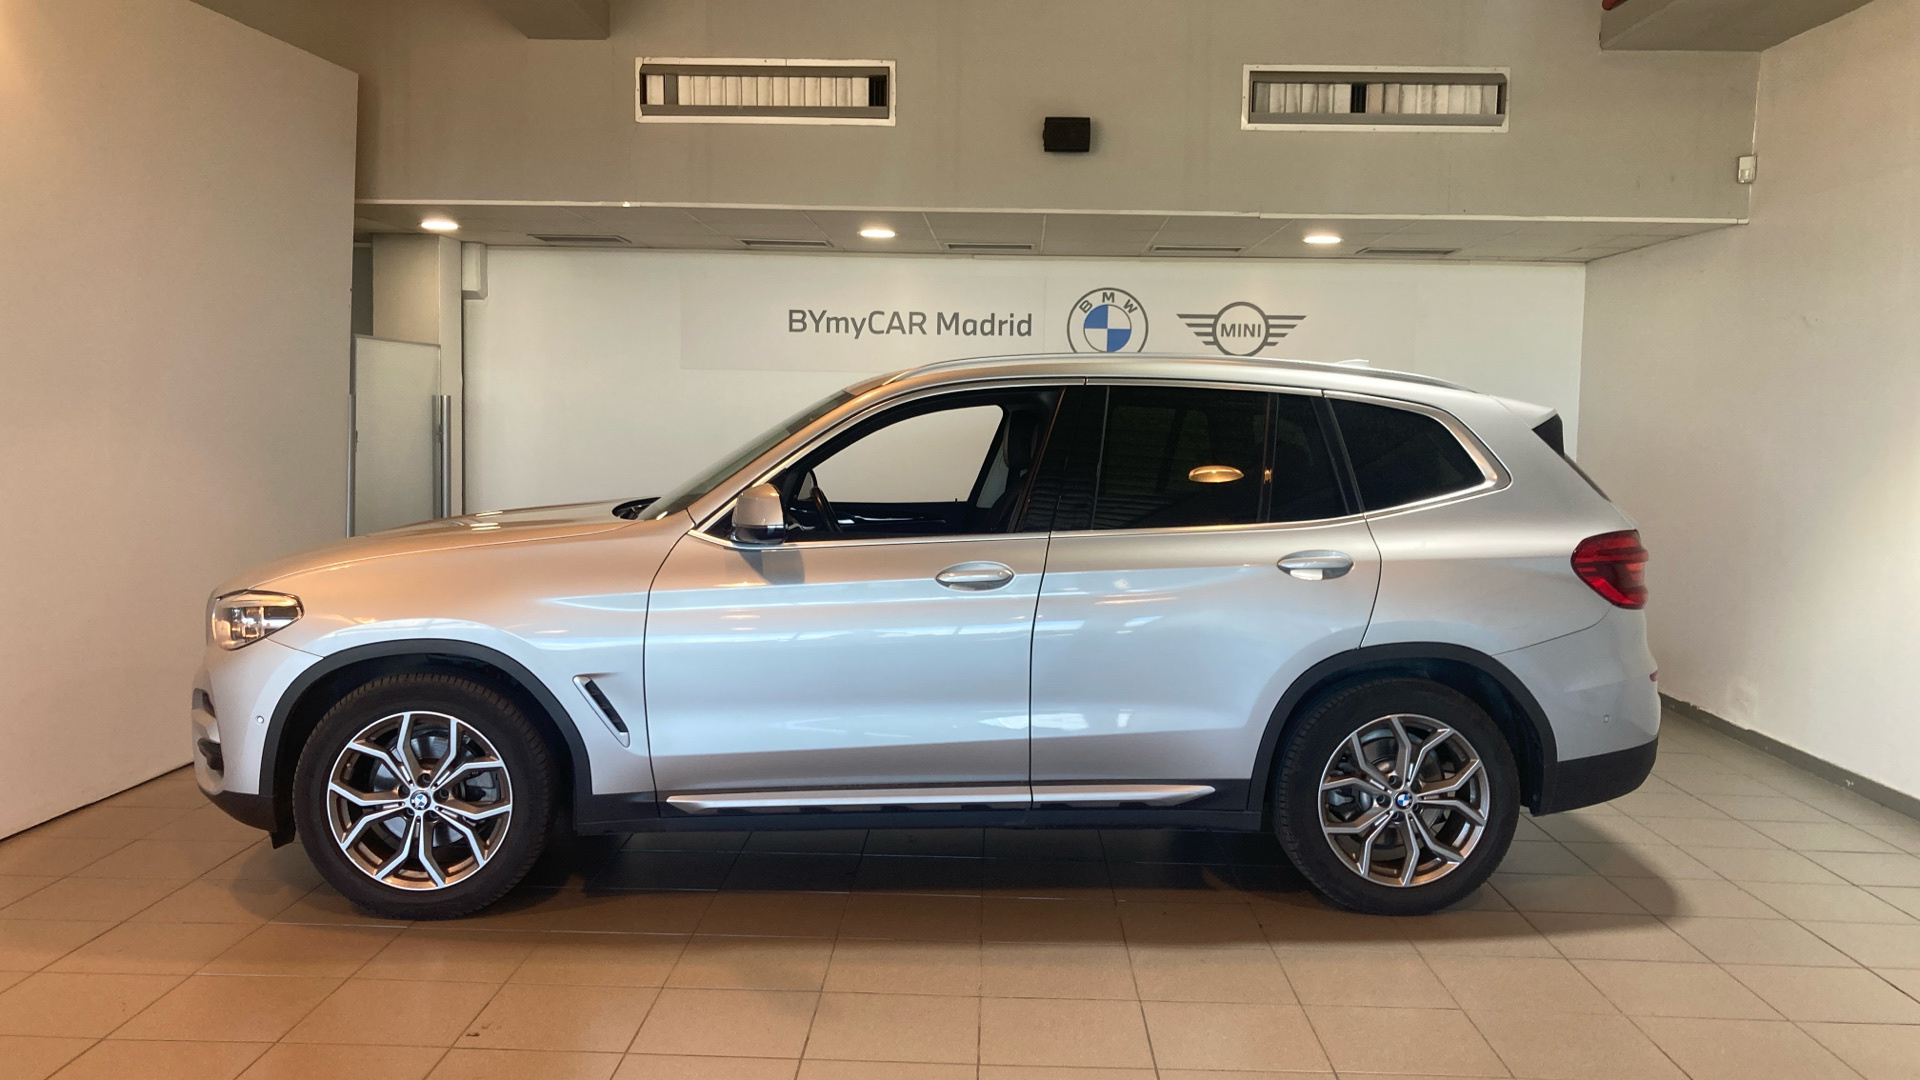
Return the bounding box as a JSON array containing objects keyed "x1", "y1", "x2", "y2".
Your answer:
[
  {"x1": 1274, "y1": 677, "x2": 1518, "y2": 915},
  {"x1": 293, "y1": 673, "x2": 555, "y2": 920}
]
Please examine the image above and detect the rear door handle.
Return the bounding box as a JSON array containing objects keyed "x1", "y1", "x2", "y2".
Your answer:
[
  {"x1": 936, "y1": 561, "x2": 1015, "y2": 590},
  {"x1": 1278, "y1": 550, "x2": 1354, "y2": 581}
]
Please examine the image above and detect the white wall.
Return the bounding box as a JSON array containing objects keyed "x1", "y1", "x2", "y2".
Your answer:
[
  {"x1": 465, "y1": 248, "x2": 1586, "y2": 511},
  {"x1": 0, "y1": 0, "x2": 357, "y2": 835},
  {"x1": 1580, "y1": 0, "x2": 1920, "y2": 794}
]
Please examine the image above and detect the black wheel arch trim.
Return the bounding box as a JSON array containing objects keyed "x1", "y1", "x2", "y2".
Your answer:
[
  {"x1": 1248, "y1": 642, "x2": 1563, "y2": 816},
  {"x1": 256, "y1": 639, "x2": 599, "y2": 842}
]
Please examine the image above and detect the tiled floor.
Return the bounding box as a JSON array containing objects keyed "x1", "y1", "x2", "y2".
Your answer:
[{"x1": 6, "y1": 710, "x2": 1920, "y2": 1079}]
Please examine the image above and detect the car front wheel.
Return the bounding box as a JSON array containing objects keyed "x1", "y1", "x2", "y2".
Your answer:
[
  {"x1": 293, "y1": 672, "x2": 555, "y2": 920},
  {"x1": 1274, "y1": 677, "x2": 1519, "y2": 915}
]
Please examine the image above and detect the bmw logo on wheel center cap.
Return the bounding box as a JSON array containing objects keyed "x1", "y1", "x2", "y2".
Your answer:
[
  {"x1": 1394, "y1": 791, "x2": 1414, "y2": 809},
  {"x1": 1067, "y1": 288, "x2": 1148, "y2": 353},
  {"x1": 408, "y1": 791, "x2": 432, "y2": 812}
]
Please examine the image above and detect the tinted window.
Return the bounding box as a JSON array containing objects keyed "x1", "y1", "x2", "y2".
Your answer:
[
  {"x1": 1267, "y1": 394, "x2": 1348, "y2": 523},
  {"x1": 1018, "y1": 386, "x2": 1104, "y2": 533},
  {"x1": 1093, "y1": 386, "x2": 1267, "y2": 529},
  {"x1": 1332, "y1": 399, "x2": 1483, "y2": 510}
]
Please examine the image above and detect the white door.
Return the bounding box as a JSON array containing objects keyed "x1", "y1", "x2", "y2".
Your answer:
[{"x1": 352, "y1": 335, "x2": 442, "y2": 535}]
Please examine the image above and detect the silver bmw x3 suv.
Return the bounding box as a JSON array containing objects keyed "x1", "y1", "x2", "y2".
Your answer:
[{"x1": 194, "y1": 353, "x2": 1656, "y2": 918}]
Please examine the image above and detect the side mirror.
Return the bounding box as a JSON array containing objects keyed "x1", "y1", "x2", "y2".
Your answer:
[{"x1": 731, "y1": 482, "x2": 788, "y2": 546}]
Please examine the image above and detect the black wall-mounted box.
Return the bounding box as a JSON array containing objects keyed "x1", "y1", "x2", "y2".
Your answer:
[{"x1": 1043, "y1": 116, "x2": 1092, "y2": 153}]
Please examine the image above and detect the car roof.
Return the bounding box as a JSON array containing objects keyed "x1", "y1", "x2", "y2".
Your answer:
[{"x1": 875, "y1": 352, "x2": 1475, "y2": 398}]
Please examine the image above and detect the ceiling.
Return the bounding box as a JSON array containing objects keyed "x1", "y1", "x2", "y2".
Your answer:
[
  {"x1": 354, "y1": 203, "x2": 1737, "y2": 263},
  {"x1": 1600, "y1": 0, "x2": 1876, "y2": 50}
]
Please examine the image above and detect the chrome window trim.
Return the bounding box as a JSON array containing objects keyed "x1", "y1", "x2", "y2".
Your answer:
[{"x1": 1323, "y1": 389, "x2": 1512, "y2": 518}]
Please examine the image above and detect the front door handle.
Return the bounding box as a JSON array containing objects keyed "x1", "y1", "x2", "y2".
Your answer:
[
  {"x1": 1278, "y1": 550, "x2": 1354, "y2": 581},
  {"x1": 936, "y1": 561, "x2": 1015, "y2": 590}
]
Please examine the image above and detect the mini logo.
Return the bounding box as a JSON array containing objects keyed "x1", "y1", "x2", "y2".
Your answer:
[
  {"x1": 1179, "y1": 302, "x2": 1303, "y2": 356},
  {"x1": 1068, "y1": 288, "x2": 1148, "y2": 353}
]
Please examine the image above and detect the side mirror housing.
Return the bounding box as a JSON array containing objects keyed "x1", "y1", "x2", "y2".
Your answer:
[{"x1": 731, "y1": 482, "x2": 788, "y2": 545}]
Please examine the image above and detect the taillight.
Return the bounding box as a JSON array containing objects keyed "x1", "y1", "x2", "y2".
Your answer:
[{"x1": 1572, "y1": 530, "x2": 1648, "y2": 609}]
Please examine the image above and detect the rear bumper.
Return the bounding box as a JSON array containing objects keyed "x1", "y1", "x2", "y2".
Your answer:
[{"x1": 1536, "y1": 735, "x2": 1658, "y2": 814}]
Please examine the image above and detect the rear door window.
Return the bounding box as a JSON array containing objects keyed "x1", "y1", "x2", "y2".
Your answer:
[
  {"x1": 1331, "y1": 398, "x2": 1485, "y2": 511},
  {"x1": 1092, "y1": 386, "x2": 1268, "y2": 530},
  {"x1": 1267, "y1": 394, "x2": 1348, "y2": 523}
]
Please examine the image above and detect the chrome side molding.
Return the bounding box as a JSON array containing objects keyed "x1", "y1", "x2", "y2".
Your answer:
[
  {"x1": 1031, "y1": 783, "x2": 1216, "y2": 806},
  {"x1": 663, "y1": 782, "x2": 1216, "y2": 813}
]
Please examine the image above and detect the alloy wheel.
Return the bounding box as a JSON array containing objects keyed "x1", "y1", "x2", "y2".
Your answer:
[
  {"x1": 1317, "y1": 713, "x2": 1490, "y2": 888},
  {"x1": 325, "y1": 710, "x2": 513, "y2": 890}
]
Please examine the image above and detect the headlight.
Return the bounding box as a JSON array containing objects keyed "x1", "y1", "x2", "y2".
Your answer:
[{"x1": 208, "y1": 590, "x2": 302, "y2": 650}]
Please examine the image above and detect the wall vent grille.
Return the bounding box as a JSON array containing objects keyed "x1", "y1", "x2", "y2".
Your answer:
[
  {"x1": 740, "y1": 238, "x2": 834, "y2": 250},
  {"x1": 1357, "y1": 246, "x2": 1462, "y2": 258},
  {"x1": 637, "y1": 58, "x2": 894, "y2": 125},
  {"x1": 1151, "y1": 245, "x2": 1243, "y2": 255},
  {"x1": 528, "y1": 233, "x2": 631, "y2": 246},
  {"x1": 1245, "y1": 67, "x2": 1507, "y2": 132},
  {"x1": 945, "y1": 242, "x2": 1034, "y2": 252}
]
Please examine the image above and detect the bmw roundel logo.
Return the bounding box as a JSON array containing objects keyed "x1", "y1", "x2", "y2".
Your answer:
[{"x1": 1068, "y1": 288, "x2": 1148, "y2": 353}]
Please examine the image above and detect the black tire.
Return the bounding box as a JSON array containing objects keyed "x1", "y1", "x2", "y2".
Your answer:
[
  {"x1": 1273, "y1": 677, "x2": 1519, "y2": 915},
  {"x1": 293, "y1": 673, "x2": 555, "y2": 920}
]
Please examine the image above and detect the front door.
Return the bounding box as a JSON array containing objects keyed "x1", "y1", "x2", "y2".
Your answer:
[
  {"x1": 1024, "y1": 385, "x2": 1382, "y2": 802},
  {"x1": 643, "y1": 385, "x2": 1063, "y2": 803}
]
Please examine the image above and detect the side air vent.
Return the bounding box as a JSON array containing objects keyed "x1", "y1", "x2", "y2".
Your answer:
[
  {"x1": 945, "y1": 242, "x2": 1035, "y2": 253},
  {"x1": 575, "y1": 677, "x2": 631, "y2": 747},
  {"x1": 637, "y1": 58, "x2": 894, "y2": 125},
  {"x1": 741, "y1": 238, "x2": 834, "y2": 250},
  {"x1": 1357, "y1": 246, "x2": 1461, "y2": 258},
  {"x1": 1151, "y1": 244, "x2": 1242, "y2": 255},
  {"x1": 529, "y1": 233, "x2": 631, "y2": 246},
  {"x1": 1245, "y1": 67, "x2": 1507, "y2": 132}
]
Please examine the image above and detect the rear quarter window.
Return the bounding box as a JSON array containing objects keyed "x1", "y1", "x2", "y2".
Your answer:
[{"x1": 1332, "y1": 399, "x2": 1485, "y2": 511}]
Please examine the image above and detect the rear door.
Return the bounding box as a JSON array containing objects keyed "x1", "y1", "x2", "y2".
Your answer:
[{"x1": 1025, "y1": 384, "x2": 1381, "y2": 806}]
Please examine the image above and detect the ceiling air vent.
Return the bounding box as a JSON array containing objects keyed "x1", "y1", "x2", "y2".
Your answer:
[
  {"x1": 740, "y1": 238, "x2": 834, "y2": 250},
  {"x1": 945, "y1": 242, "x2": 1034, "y2": 253},
  {"x1": 528, "y1": 233, "x2": 631, "y2": 246},
  {"x1": 637, "y1": 58, "x2": 894, "y2": 125},
  {"x1": 1151, "y1": 245, "x2": 1243, "y2": 255},
  {"x1": 1357, "y1": 246, "x2": 1461, "y2": 258},
  {"x1": 1245, "y1": 67, "x2": 1507, "y2": 132}
]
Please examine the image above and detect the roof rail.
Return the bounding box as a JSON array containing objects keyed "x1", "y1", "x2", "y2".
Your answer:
[{"x1": 880, "y1": 353, "x2": 1471, "y2": 392}]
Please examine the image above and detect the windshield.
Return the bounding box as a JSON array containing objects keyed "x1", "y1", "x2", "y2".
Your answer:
[{"x1": 641, "y1": 389, "x2": 856, "y2": 519}]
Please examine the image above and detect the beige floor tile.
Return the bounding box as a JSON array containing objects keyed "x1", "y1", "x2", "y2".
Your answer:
[
  {"x1": 1737, "y1": 881, "x2": 1915, "y2": 923},
  {"x1": 1128, "y1": 944, "x2": 1293, "y2": 1003},
  {"x1": 697, "y1": 892, "x2": 848, "y2": 938},
  {"x1": 0, "y1": 838, "x2": 129, "y2": 879},
  {"x1": 837, "y1": 894, "x2": 980, "y2": 942},
  {"x1": 1811, "y1": 851, "x2": 1920, "y2": 887},
  {"x1": 1613, "y1": 791, "x2": 1728, "y2": 819},
  {"x1": 1534, "y1": 812, "x2": 1669, "y2": 847},
  {"x1": 1398, "y1": 910, "x2": 1561, "y2": 957},
  {"x1": 1639, "y1": 816, "x2": 1783, "y2": 849},
  {"x1": 1502, "y1": 841, "x2": 1608, "y2": 876},
  {"x1": 1490, "y1": 873, "x2": 1645, "y2": 914},
  {"x1": 102, "y1": 775, "x2": 210, "y2": 810},
  {"x1": 1143, "y1": 1000, "x2": 1327, "y2": 1072},
  {"x1": 1281, "y1": 953, "x2": 1453, "y2": 1007},
  {"x1": 1116, "y1": 901, "x2": 1265, "y2": 945},
  {"x1": 114, "y1": 973, "x2": 338, "y2": 1042},
  {"x1": 67, "y1": 840, "x2": 252, "y2": 881},
  {"x1": 474, "y1": 891, "x2": 713, "y2": 935},
  {"x1": 1635, "y1": 1016, "x2": 1857, "y2": 1080},
  {"x1": 48, "y1": 921, "x2": 252, "y2": 975},
  {"x1": 823, "y1": 940, "x2": 979, "y2": 996},
  {"x1": 358, "y1": 929, "x2": 544, "y2": 983},
  {"x1": 197, "y1": 844, "x2": 323, "y2": 889},
  {"x1": 0, "y1": 971, "x2": 180, "y2": 1037},
  {"x1": 1468, "y1": 1009, "x2": 1683, "y2": 1079},
  {"x1": 1573, "y1": 959, "x2": 1776, "y2": 1018},
  {"x1": 464, "y1": 982, "x2": 657, "y2": 1053},
  {"x1": 30, "y1": 805, "x2": 191, "y2": 842},
  {"x1": 616, "y1": 1056, "x2": 799, "y2": 1080},
  {"x1": 1865, "y1": 886, "x2": 1920, "y2": 920},
  {"x1": 508, "y1": 933, "x2": 684, "y2": 988},
  {"x1": 1525, "y1": 912, "x2": 1709, "y2": 962},
  {"x1": 1563, "y1": 842, "x2": 1719, "y2": 879},
  {"x1": 1666, "y1": 916, "x2": 1856, "y2": 966},
  {"x1": 977, "y1": 1068, "x2": 1156, "y2": 1080},
  {"x1": 667, "y1": 937, "x2": 832, "y2": 991},
  {"x1": 980, "y1": 942, "x2": 1135, "y2": 1000},
  {"x1": 803, "y1": 992, "x2": 977, "y2": 1064},
  {"x1": 269, "y1": 885, "x2": 410, "y2": 928},
  {"x1": 284, "y1": 977, "x2": 498, "y2": 1046},
  {"x1": 46, "y1": 1039, "x2": 266, "y2": 1080},
  {"x1": 0, "y1": 879, "x2": 55, "y2": 911},
  {"x1": 1255, "y1": 899, "x2": 1416, "y2": 949},
  {"x1": 1697, "y1": 794, "x2": 1837, "y2": 822},
  {"x1": 1688, "y1": 846, "x2": 1847, "y2": 884},
  {"x1": 1800, "y1": 920, "x2": 1920, "y2": 968},
  {"x1": 0, "y1": 921, "x2": 112, "y2": 971},
  {"x1": 427, "y1": 1048, "x2": 621, "y2": 1080},
  {"x1": 0, "y1": 878, "x2": 182, "y2": 923},
  {"x1": 203, "y1": 923, "x2": 401, "y2": 977},
  {"x1": 0, "y1": 972, "x2": 21, "y2": 994},
  {"x1": 1305, "y1": 1006, "x2": 1504, "y2": 1076},
  {"x1": 127, "y1": 879, "x2": 308, "y2": 925},
  {"x1": 629, "y1": 987, "x2": 815, "y2": 1058},
  {"x1": 1611, "y1": 876, "x2": 1779, "y2": 918},
  {"x1": 1723, "y1": 963, "x2": 1920, "y2": 1023},
  {"x1": 799, "y1": 1063, "x2": 970, "y2": 1080},
  {"x1": 1752, "y1": 820, "x2": 1898, "y2": 852},
  {"x1": 978, "y1": 997, "x2": 1152, "y2": 1068},
  {"x1": 1426, "y1": 955, "x2": 1615, "y2": 1013},
  {"x1": 1801, "y1": 1022, "x2": 1920, "y2": 1080},
  {"x1": 980, "y1": 897, "x2": 1123, "y2": 943},
  {"x1": 142, "y1": 807, "x2": 270, "y2": 845},
  {"x1": 237, "y1": 1043, "x2": 445, "y2": 1080},
  {"x1": 0, "y1": 1035, "x2": 92, "y2": 1080}
]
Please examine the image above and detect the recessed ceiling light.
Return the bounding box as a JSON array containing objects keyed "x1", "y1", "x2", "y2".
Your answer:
[
  {"x1": 858, "y1": 226, "x2": 896, "y2": 239},
  {"x1": 420, "y1": 216, "x2": 460, "y2": 232},
  {"x1": 1303, "y1": 232, "x2": 1342, "y2": 245}
]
